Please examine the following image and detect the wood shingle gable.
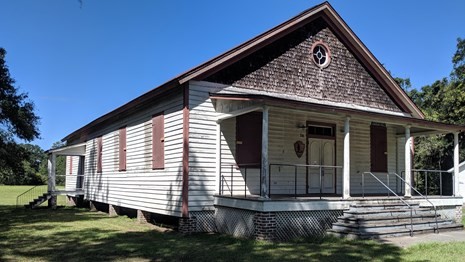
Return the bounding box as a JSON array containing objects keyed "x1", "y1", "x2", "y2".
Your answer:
[{"x1": 205, "y1": 18, "x2": 401, "y2": 113}]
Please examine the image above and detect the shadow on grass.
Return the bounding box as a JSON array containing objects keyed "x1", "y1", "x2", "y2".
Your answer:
[{"x1": 0, "y1": 206, "x2": 403, "y2": 261}]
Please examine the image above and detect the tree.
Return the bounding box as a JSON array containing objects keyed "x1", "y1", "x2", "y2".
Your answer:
[
  {"x1": 410, "y1": 38, "x2": 465, "y2": 171},
  {"x1": 0, "y1": 47, "x2": 40, "y2": 184}
]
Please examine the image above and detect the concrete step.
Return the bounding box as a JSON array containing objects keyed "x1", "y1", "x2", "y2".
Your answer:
[
  {"x1": 327, "y1": 223, "x2": 464, "y2": 239},
  {"x1": 344, "y1": 208, "x2": 433, "y2": 218},
  {"x1": 338, "y1": 213, "x2": 440, "y2": 225},
  {"x1": 349, "y1": 202, "x2": 420, "y2": 210},
  {"x1": 332, "y1": 219, "x2": 454, "y2": 232},
  {"x1": 350, "y1": 199, "x2": 419, "y2": 205}
]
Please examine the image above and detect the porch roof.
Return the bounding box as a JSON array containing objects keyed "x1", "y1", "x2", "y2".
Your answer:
[
  {"x1": 210, "y1": 93, "x2": 465, "y2": 135},
  {"x1": 45, "y1": 142, "x2": 86, "y2": 156}
]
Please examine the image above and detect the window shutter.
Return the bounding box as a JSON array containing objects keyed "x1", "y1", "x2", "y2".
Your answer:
[
  {"x1": 370, "y1": 124, "x2": 387, "y2": 172},
  {"x1": 97, "y1": 136, "x2": 103, "y2": 173},
  {"x1": 236, "y1": 112, "x2": 262, "y2": 167},
  {"x1": 119, "y1": 127, "x2": 127, "y2": 171},
  {"x1": 152, "y1": 112, "x2": 165, "y2": 169}
]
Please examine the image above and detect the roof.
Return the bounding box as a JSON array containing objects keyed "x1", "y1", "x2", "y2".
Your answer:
[
  {"x1": 63, "y1": 2, "x2": 426, "y2": 143},
  {"x1": 210, "y1": 92, "x2": 464, "y2": 133}
]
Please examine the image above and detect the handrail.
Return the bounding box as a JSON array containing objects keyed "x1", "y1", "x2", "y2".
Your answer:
[
  {"x1": 16, "y1": 184, "x2": 48, "y2": 208},
  {"x1": 391, "y1": 172, "x2": 439, "y2": 233},
  {"x1": 362, "y1": 172, "x2": 414, "y2": 237},
  {"x1": 16, "y1": 174, "x2": 86, "y2": 208}
]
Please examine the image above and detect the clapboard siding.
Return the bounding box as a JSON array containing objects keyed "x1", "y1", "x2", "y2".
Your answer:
[
  {"x1": 82, "y1": 90, "x2": 184, "y2": 217},
  {"x1": 65, "y1": 156, "x2": 81, "y2": 192}
]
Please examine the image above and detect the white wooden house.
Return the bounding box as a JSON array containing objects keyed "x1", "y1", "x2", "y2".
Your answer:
[{"x1": 47, "y1": 2, "x2": 464, "y2": 240}]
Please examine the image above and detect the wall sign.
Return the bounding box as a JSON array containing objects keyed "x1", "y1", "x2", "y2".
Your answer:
[{"x1": 294, "y1": 140, "x2": 305, "y2": 158}]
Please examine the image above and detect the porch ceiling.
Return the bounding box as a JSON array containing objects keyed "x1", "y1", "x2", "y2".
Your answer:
[
  {"x1": 46, "y1": 142, "x2": 86, "y2": 156},
  {"x1": 210, "y1": 93, "x2": 465, "y2": 135}
]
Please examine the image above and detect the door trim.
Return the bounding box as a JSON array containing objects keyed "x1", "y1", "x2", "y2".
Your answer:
[{"x1": 306, "y1": 121, "x2": 337, "y2": 194}]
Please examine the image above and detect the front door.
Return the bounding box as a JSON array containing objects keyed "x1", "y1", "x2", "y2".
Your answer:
[{"x1": 307, "y1": 138, "x2": 335, "y2": 194}]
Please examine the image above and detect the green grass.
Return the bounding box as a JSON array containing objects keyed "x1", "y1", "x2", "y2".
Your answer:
[{"x1": 1, "y1": 185, "x2": 465, "y2": 261}]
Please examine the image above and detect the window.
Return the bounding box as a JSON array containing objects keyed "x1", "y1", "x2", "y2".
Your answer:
[
  {"x1": 311, "y1": 41, "x2": 331, "y2": 68},
  {"x1": 97, "y1": 136, "x2": 103, "y2": 173},
  {"x1": 152, "y1": 112, "x2": 165, "y2": 169},
  {"x1": 370, "y1": 123, "x2": 387, "y2": 172},
  {"x1": 236, "y1": 112, "x2": 262, "y2": 167},
  {"x1": 308, "y1": 124, "x2": 335, "y2": 138},
  {"x1": 119, "y1": 127, "x2": 127, "y2": 171}
]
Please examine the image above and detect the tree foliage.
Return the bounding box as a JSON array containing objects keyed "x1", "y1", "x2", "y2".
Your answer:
[
  {"x1": 0, "y1": 47, "x2": 40, "y2": 184},
  {"x1": 404, "y1": 38, "x2": 465, "y2": 170}
]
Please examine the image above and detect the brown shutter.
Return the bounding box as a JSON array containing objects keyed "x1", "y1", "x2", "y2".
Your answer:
[
  {"x1": 152, "y1": 112, "x2": 165, "y2": 169},
  {"x1": 97, "y1": 136, "x2": 103, "y2": 173},
  {"x1": 236, "y1": 112, "x2": 262, "y2": 167},
  {"x1": 119, "y1": 127, "x2": 127, "y2": 171},
  {"x1": 69, "y1": 156, "x2": 73, "y2": 175},
  {"x1": 370, "y1": 124, "x2": 387, "y2": 172}
]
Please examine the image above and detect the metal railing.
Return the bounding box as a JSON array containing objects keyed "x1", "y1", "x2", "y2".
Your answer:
[
  {"x1": 269, "y1": 164, "x2": 342, "y2": 199},
  {"x1": 219, "y1": 163, "x2": 342, "y2": 198},
  {"x1": 16, "y1": 185, "x2": 48, "y2": 208},
  {"x1": 391, "y1": 172, "x2": 439, "y2": 233},
  {"x1": 402, "y1": 169, "x2": 453, "y2": 196},
  {"x1": 15, "y1": 174, "x2": 85, "y2": 208},
  {"x1": 219, "y1": 164, "x2": 260, "y2": 198},
  {"x1": 362, "y1": 172, "x2": 414, "y2": 236}
]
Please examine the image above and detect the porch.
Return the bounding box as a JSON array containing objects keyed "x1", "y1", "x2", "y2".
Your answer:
[
  {"x1": 213, "y1": 95, "x2": 463, "y2": 201},
  {"x1": 211, "y1": 97, "x2": 464, "y2": 240}
]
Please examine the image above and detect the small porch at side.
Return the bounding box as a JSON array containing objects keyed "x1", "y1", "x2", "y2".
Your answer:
[{"x1": 45, "y1": 143, "x2": 86, "y2": 208}]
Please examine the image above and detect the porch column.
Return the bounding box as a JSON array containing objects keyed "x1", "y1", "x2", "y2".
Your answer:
[
  {"x1": 47, "y1": 153, "x2": 56, "y2": 192},
  {"x1": 404, "y1": 126, "x2": 412, "y2": 197},
  {"x1": 343, "y1": 117, "x2": 350, "y2": 199},
  {"x1": 454, "y1": 132, "x2": 460, "y2": 196},
  {"x1": 216, "y1": 121, "x2": 222, "y2": 194},
  {"x1": 261, "y1": 105, "x2": 269, "y2": 198}
]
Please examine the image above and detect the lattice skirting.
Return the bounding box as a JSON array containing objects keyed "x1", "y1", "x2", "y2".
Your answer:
[
  {"x1": 212, "y1": 207, "x2": 343, "y2": 240},
  {"x1": 215, "y1": 207, "x2": 255, "y2": 238},
  {"x1": 190, "y1": 210, "x2": 216, "y2": 232},
  {"x1": 275, "y1": 210, "x2": 343, "y2": 241}
]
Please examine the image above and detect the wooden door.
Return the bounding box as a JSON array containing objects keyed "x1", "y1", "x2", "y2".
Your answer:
[{"x1": 307, "y1": 138, "x2": 335, "y2": 194}]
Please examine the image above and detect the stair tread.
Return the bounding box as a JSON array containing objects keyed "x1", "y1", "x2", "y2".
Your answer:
[
  {"x1": 333, "y1": 219, "x2": 453, "y2": 229},
  {"x1": 329, "y1": 223, "x2": 463, "y2": 236},
  {"x1": 340, "y1": 213, "x2": 439, "y2": 221},
  {"x1": 350, "y1": 203, "x2": 420, "y2": 208},
  {"x1": 345, "y1": 208, "x2": 432, "y2": 214}
]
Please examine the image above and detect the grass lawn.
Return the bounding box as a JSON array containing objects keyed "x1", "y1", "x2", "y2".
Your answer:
[{"x1": 1, "y1": 185, "x2": 465, "y2": 261}]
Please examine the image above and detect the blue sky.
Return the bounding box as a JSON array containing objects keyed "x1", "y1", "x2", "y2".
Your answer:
[{"x1": 1, "y1": 0, "x2": 464, "y2": 149}]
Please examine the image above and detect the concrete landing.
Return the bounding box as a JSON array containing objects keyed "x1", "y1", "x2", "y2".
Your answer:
[{"x1": 379, "y1": 229, "x2": 465, "y2": 248}]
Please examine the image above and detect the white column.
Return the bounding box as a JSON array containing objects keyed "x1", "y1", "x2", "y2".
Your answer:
[
  {"x1": 343, "y1": 117, "x2": 350, "y2": 199},
  {"x1": 47, "y1": 153, "x2": 56, "y2": 193},
  {"x1": 216, "y1": 122, "x2": 222, "y2": 194},
  {"x1": 454, "y1": 132, "x2": 460, "y2": 196},
  {"x1": 404, "y1": 126, "x2": 412, "y2": 197},
  {"x1": 261, "y1": 105, "x2": 269, "y2": 198}
]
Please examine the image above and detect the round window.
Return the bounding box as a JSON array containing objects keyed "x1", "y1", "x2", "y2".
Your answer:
[{"x1": 311, "y1": 41, "x2": 331, "y2": 68}]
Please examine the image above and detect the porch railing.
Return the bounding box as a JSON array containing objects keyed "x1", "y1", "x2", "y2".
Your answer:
[
  {"x1": 362, "y1": 172, "x2": 414, "y2": 236},
  {"x1": 219, "y1": 164, "x2": 260, "y2": 198},
  {"x1": 402, "y1": 169, "x2": 453, "y2": 196},
  {"x1": 219, "y1": 163, "x2": 342, "y2": 198},
  {"x1": 269, "y1": 164, "x2": 342, "y2": 199},
  {"x1": 16, "y1": 184, "x2": 48, "y2": 208}
]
